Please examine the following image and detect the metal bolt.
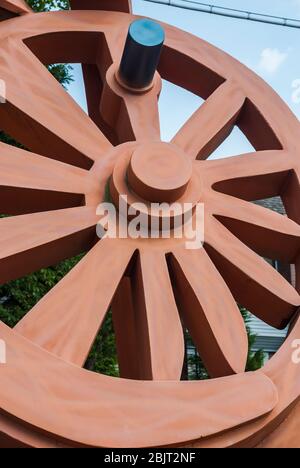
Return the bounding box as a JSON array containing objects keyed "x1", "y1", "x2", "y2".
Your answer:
[{"x1": 118, "y1": 18, "x2": 165, "y2": 90}]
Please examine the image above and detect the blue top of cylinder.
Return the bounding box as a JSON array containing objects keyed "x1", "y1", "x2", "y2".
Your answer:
[{"x1": 129, "y1": 19, "x2": 165, "y2": 47}]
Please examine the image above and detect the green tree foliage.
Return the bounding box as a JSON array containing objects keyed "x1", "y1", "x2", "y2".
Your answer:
[
  {"x1": 85, "y1": 314, "x2": 119, "y2": 377},
  {"x1": 47, "y1": 63, "x2": 74, "y2": 88},
  {"x1": 26, "y1": 0, "x2": 69, "y2": 12},
  {"x1": 241, "y1": 306, "x2": 266, "y2": 371}
]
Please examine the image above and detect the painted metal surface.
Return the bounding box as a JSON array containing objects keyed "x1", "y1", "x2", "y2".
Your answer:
[
  {"x1": 0, "y1": 0, "x2": 299, "y2": 448},
  {"x1": 0, "y1": 0, "x2": 30, "y2": 17}
]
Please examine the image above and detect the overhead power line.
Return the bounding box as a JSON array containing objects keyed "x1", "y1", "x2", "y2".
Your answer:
[{"x1": 143, "y1": 0, "x2": 300, "y2": 29}]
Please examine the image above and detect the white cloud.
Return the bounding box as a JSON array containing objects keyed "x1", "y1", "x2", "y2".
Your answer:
[{"x1": 259, "y1": 48, "x2": 288, "y2": 74}]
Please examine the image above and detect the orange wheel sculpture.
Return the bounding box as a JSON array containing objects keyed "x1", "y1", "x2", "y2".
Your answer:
[{"x1": 0, "y1": 0, "x2": 299, "y2": 449}]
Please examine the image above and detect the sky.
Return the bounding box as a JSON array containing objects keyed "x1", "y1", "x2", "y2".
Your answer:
[{"x1": 68, "y1": 0, "x2": 300, "y2": 158}]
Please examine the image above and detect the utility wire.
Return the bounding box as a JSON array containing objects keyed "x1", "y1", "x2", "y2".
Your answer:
[{"x1": 143, "y1": 0, "x2": 300, "y2": 29}]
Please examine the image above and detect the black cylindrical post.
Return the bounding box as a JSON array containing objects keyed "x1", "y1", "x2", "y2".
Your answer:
[{"x1": 118, "y1": 18, "x2": 165, "y2": 90}]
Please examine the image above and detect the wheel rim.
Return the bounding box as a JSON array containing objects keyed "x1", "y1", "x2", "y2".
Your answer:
[{"x1": 0, "y1": 9, "x2": 299, "y2": 448}]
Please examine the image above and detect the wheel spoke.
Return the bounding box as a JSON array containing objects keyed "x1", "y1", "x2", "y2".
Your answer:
[
  {"x1": 112, "y1": 277, "x2": 140, "y2": 380},
  {"x1": 15, "y1": 238, "x2": 135, "y2": 367},
  {"x1": 0, "y1": 142, "x2": 95, "y2": 214},
  {"x1": 205, "y1": 217, "x2": 300, "y2": 328},
  {"x1": 169, "y1": 247, "x2": 248, "y2": 377},
  {"x1": 119, "y1": 91, "x2": 161, "y2": 142},
  {"x1": 0, "y1": 206, "x2": 99, "y2": 284},
  {"x1": 205, "y1": 150, "x2": 293, "y2": 199},
  {"x1": 0, "y1": 40, "x2": 111, "y2": 168},
  {"x1": 211, "y1": 193, "x2": 300, "y2": 262},
  {"x1": 130, "y1": 250, "x2": 185, "y2": 380},
  {"x1": 101, "y1": 83, "x2": 161, "y2": 142},
  {"x1": 0, "y1": 0, "x2": 31, "y2": 15},
  {"x1": 81, "y1": 64, "x2": 120, "y2": 145},
  {"x1": 172, "y1": 80, "x2": 245, "y2": 160}
]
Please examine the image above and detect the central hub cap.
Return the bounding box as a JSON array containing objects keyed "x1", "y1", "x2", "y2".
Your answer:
[{"x1": 127, "y1": 142, "x2": 193, "y2": 203}]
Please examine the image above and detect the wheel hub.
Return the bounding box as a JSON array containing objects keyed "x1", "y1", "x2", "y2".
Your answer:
[{"x1": 128, "y1": 142, "x2": 192, "y2": 203}]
